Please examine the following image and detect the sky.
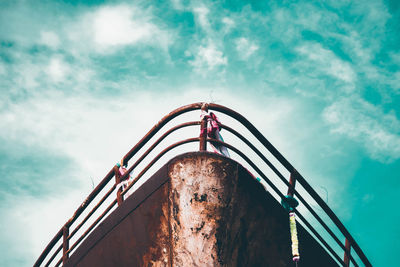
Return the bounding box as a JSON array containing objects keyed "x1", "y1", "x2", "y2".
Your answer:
[{"x1": 0, "y1": 0, "x2": 399, "y2": 266}]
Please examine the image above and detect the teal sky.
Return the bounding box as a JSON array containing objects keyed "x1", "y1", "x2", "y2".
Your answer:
[{"x1": 1, "y1": 0, "x2": 399, "y2": 266}]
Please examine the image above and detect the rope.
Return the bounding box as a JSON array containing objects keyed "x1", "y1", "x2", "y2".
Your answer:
[
  {"x1": 290, "y1": 211, "x2": 300, "y2": 262},
  {"x1": 282, "y1": 195, "x2": 300, "y2": 264}
]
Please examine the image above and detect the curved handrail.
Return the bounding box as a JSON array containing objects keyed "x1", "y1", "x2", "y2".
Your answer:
[
  {"x1": 121, "y1": 103, "x2": 204, "y2": 165},
  {"x1": 207, "y1": 103, "x2": 370, "y2": 266},
  {"x1": 219, "y1": 123, "x2": 357, "y2": 265},
  {"x1": 207, "y1": 137, "x2": 347, "y2": 266},
  {"x1": 121, "y1": 137, "x2": 200, "y2": 197},
  {"x1": 44, "y1": 184, "x2": 116, "y2": 267},
  {"x1": 58, "y1": 131, "x2": 199, "y2": 264},
  {"x1": 34, "y1": 118, "x2": 201, "y2": 266},
  {"x1": 64, "y1": 123, "x2": 200, "y2": 254},
  {"x1": 35, "y1": 102, "x2": 370, "y2": 267},
  {"x1": 56, "y1": 138, "x2": 200, "y2": 267},
  {"x1": 34, "y1": 168, "x2": 116, "y2": 266},
  {"x1": 119, "y1": 121, "x2": 200, "y2": 183},
  {"x1": 207, "y1": 138, "x2": 358, "y2": 266}
]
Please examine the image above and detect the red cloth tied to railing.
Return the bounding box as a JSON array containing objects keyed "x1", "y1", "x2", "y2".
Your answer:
[
  {"x1": 117, "y1": 166, "x2": 132, "y2": 197},
  {"x1": 201, "y1": 111, "x2": 230, "y2": 157}
]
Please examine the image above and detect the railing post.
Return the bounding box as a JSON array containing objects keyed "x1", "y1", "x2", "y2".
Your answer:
[
  {"x1": 344, "y1": 238, "x2": 351, "y2": 266},
  {"x1": 114, "y1": 165, "x2": 124, "y2": 206},
  {"x1": 285, "y1": 170, "x2": 300, "y2": 263},
  {"x1": 287, "y1": 170, "x2": 297, "y2": 196},
  {"x1": 62, "y1": 226, "x2": 69, "y2": 264},
  {"x1": 199, "y1": 103, "x2": 208, "y2": 151}
]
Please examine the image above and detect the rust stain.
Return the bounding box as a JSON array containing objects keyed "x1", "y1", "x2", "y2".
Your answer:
[
  {"x1": 63, "y1": 152, "x2": 339, "y2": 267},
  {"x1": 168, "y1": 154, "x2": 235, "y2": 267}
]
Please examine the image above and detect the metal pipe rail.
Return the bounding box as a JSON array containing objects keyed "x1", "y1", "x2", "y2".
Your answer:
[
  {"x1": 218, "y1": 124, "x2": 359, "y2": 266},
  {"x1": 207, "y1": 138, "x2": 355, "y2": 266},
  {"x1": 34, "y1": 102, "x2": 370, "y2": 267},
  {"x1": 208, "y1": 103, "x2": 369, "y2": 266}
]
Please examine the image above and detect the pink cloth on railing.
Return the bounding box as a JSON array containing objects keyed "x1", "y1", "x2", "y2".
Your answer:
[
  {"x1": 118, "y1": 166, "x2": 133, "y2": 197},
  {"x1": 200, "y1": 111, "x2": 230, "y2": 157},
  {"x1": 207, "y1": 112, "x2": 221, "y2": 136},
  {"x1": 119, "y1": 166, "x2": 127, "y2": 176}
]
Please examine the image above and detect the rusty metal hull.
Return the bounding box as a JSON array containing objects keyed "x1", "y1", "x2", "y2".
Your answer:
[{"x1": 65, "y1": 152, "x2": 338, "y2": 267}]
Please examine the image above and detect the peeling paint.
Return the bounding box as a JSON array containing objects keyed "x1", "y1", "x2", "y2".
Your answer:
[{"x1": 168, "y1": 155, "x2": 235, "y2": 267}]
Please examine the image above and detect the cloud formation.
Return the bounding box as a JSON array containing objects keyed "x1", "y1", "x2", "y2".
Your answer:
[
  {"x1": 190, "y1": 43, "x2": 227, "y2": 74},
  {"x1": 323, "y1": 97, "x2": 400, "y2": 162},
  {"x1": 296, "y1": 43, "x2": 356, "y2": 85},
  {"x1": 235, "y1": 37, "x2": 259, "y2": 60},
  {"x1": 67, "y1": 4, "x2": 171, "y2": 53},
  {"x1": 39, "y1": 31, "x2": 60, "y2": 49},
  {"x1": 0, "y1": 0, "x2": 399, "y2": 266}
]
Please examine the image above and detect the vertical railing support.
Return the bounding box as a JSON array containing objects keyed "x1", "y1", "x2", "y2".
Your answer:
[
  {"x1": 287, "y1": 170, "x2": 297, "y2": 196},
  {"x1": 114, "y1": 165, "x2": 124, "y2": 206},
  {"x1": 199, "y1": 103, "x2": 208, "y2": 151},
  {"x1": 286, "y1": 170, "x2": 300, "y2": 263},
  {"x1": 62, "y1": 226, "x2": 69, "y2": 264},
  {"x1": 344, "y1": 238, "x2": 351, "y2": 266}
]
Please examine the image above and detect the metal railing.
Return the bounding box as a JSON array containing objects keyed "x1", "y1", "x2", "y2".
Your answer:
[{"x1": 34, "y1": 102, "x2": 371, "y2": 267}]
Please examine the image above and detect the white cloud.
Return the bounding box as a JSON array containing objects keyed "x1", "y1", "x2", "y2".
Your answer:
[
  {"x1": 222, "y1": 17, "x2": 234, "y2": 29},
  {"x1": 190, "y1": 43, "x2": 227, "y2": 74},
  {"x1": 3, "y1": 52, "x2": 95, "y2": 95},
  {"x1": 297, "y1": 43, "x2": 356, "y2": 85},
  {"x1": 390, "y1": 53, "x2": 400, "y2": 65},
  {"x1": 192, "y1": 6, "x2": 210, "y2": 32},
  {"x1": 171, "y1": 0, "x2": 183, "y2": 10},
  {"x1": 45, "y1": 56, "x2": 71, "y2": 83},
  {"x1": 92, "y1": 6, "x2": 152, "y2": 47},
  {"x1": 0, "y1": 62, "x2": 6, "y2": 76},
  {"x1": 294, "y1": 5, "x2": 325, "y2": 32},
  {"x1": 1, "y1": 190, "x2": 88, "y2": 264},
  {"x1": 350, "y1": 0, "x2": 390, "y2": 31},
  {"x1": 39, "y1": 31, "x2": 60, "y2": 49},
  {"x1": 171, "y1": 0, "x2": 190, "y2": 11},
  {"x1": 14, "y1": 62, "x2": 41, "y2": 90},
  {"x1": 67, "y1": 4, "x2": 171, "y2": 53},
  {"x1": 339, "y1": 31, "x2": 373, "y2": 63},
  {"x1": 323, "y1": 97, "x2": 400, "y2": 161},
  {"x1": 388, "y1": 71, "x2": 400, "y2": 92},
  {"x1": 235, "y1": 37, "x2": 259, "y2": 60}
]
